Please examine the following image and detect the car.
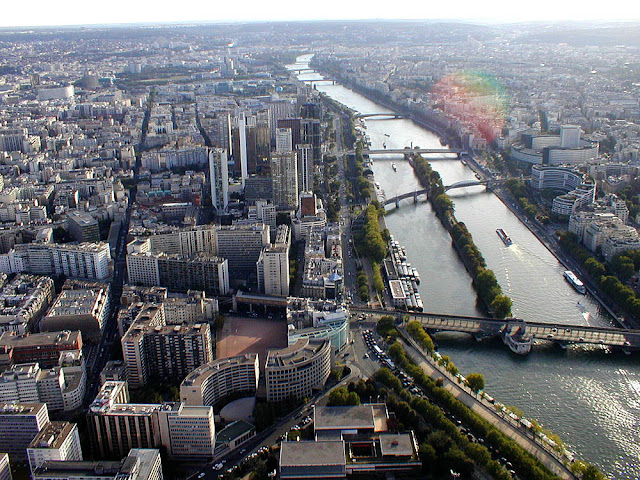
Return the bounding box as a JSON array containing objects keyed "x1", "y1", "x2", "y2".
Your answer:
[{"x1": 197, "y1": 473, "x2": 205, "y2": 479}]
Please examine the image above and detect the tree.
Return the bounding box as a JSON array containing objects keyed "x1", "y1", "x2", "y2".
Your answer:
[
  {"x1": 466, "y1": 373, "x2": 485, "y2": 394},
  {"x1": 328, "y1": 386, "x2": 360, "y2": 406},
  {"x1": 376, "y1": 315, "x2": 396, "y2": 336},
  {"x1": 418, "y1": 443, "x2": 437, "y2": 472},
  {"x1": 491, "y1": 294, "x2": 513, "y2": 319}
]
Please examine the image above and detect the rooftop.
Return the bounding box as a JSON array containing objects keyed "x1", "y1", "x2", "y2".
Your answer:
[
  {"x1": 314, "y1": 404, "x2": 388, "y2": 432},
  {"x1": 266, "y1": 338, "x2": 329, "y2": 368},
  {"x1": 280, "y1": 440, "x2": 345, "y2": 467},
  {"x1": 182, "y1": 354, "x2": 257, "y2": 387},
  {"x1": 215, "y1": 419, "x2": 255, "y2": 444},
  {"x1": 28, "y1": 421, "x2": 76, "y2": 450},
  {"x1": 379, "y1": 433, "x2": 415, "y2": 457}
]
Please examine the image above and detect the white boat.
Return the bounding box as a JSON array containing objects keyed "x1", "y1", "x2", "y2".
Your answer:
[
  {"x1": 503, "y1": 326, "x2": 532, "y2": 355},
  {"x1": 564, "y1": 270, "x2": 586, "y2": 294},
  {"x1": 496, "y1": 228, "x2": 513, "y2": 246},
  {"x1": 391, "y1": 163, "x2": 397, "y2": 171}
]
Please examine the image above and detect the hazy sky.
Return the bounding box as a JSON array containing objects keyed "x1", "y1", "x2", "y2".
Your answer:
[{"x1": 3, "y1": 0, "x2": 640, "y2": 27}]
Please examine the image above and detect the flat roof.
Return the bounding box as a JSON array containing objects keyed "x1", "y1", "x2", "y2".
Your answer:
[
  {"x1": 314, "y1": 404, "x2": 388, "y2": 432},
  {"x1": 379, "y1": 433, "x2": 414, "y2": 457},
  {"x1": 35, "y1": 460, "x2": 121, "y2": 477},
  {"x1": 182, "y1": 354, "x2": 257, "y2": 387},
  {"x1": 28, "y1": 422, "x2": 76, "y2": 450},
  {"x1": 0, "y1": 330, "x2": 81, "y2": 349},
  {"x1": 280, "y1": 440, "x2": 345, "y2": 467},
  {"x1": 216, "y1": 420, "x2": 255, "y2": 443},
  {"x1": 314, "y1": 405, "x2": 375, "y2": 431}
]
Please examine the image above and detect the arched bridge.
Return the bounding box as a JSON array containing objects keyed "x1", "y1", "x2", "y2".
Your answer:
[
  {"x1": 350, "y1": 306, "x2": 640, "y2": 354},
  {"x1": 356, "y1": 113, "x2": 408, "y2": 119},
  {"x1": 444, "y1": 179, "x2": 489, "y2": 191},
  {"x1": 382, "y1": 189, "x2": 429, "y2": 208}
]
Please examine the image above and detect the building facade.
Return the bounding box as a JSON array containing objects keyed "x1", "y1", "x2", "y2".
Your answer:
[
  {"x1": 265, "y1": 338, "x2": 331, "y2": 403},
  {"x1": 180, "y1": 354, "x2": 259, "y2": 407}
]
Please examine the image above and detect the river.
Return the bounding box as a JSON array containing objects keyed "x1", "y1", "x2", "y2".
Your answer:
[{"x1": 289, "y1": 54, "x2": 640, "y2": 478}]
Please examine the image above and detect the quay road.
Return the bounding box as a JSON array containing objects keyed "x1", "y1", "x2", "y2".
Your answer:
[
  {"x1": 398, "y1": 326, "x2": 577, "y2": 480},
  {"x1": 350, "y1": 306, "x2": 640, "y2": 352}
]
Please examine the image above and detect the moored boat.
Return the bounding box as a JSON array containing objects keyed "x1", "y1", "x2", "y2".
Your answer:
[
  {"x1": 503, "y1": 326, "x2": 532, "y2": 355},
  {"x1": 564, "y1": 270, "x2": 586, "y2": 294}
]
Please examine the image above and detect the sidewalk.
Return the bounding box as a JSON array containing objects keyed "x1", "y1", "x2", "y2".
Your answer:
[{"x1": 398, "y1": 327, "x2": 576, "y2": 480}]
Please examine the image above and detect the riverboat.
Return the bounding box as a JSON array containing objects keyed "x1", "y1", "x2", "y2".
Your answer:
[
  {"x1": 503, "y1": 326, "x2": 532, "y2": 355},
  {"x1": 496, "y1": 228, "x2": 513, "y2": 246},
  {"x1": 564, "y1": 270, "x2": 586, "y2": 294},
  {"x1": 391, "y1": 163, "x2": 397, "y2": 171}
]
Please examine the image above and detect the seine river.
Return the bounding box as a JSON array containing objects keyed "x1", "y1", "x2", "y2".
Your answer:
[{"x1": 290, "y1": 54, "x2": 640, "y2": 478}]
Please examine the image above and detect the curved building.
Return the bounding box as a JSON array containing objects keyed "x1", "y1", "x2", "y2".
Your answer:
[
  {"x1": 530, "y1": 165, "x2": 595, "y2": 215},
  {"x1": 180, "y1": 354, "x2": 259, "y2": 407},
  {"x1": 265, "y1": 338, "x2": 331, "y2": 403}
]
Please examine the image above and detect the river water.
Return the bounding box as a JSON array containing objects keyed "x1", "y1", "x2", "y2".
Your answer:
[{"x1": 289, "y1": 54, "x2": 640, "y2": 478}]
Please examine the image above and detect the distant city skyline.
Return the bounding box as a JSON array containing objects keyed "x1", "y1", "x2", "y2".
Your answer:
[{"x1": 3, "y1": 0, "x2": 640, "y2": 28}]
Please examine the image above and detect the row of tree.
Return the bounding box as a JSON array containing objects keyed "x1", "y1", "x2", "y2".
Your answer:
[
  {"x1": 411, "y1": 154, "x2": 513, "y2": 318},
  {"x1": 559, "y1": 232, "x2": 640, "y2": 320},
  {"x1": 354, "y1": 203, "x2": 387, "y2": 262},
  {"x1": 380, "y1": 342, "x2": 563, "y2": 480}
]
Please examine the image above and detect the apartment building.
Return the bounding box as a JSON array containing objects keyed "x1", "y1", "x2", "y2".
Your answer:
[
  {"x1": 265, "y1": 338, "x2": 331, "y2": 403},
  {"x1": 27, "y1": 422, "x2": 83, "y2": 475},
  {"x1": 180, "y1": 354, "x2": 259, "y2": 407}
]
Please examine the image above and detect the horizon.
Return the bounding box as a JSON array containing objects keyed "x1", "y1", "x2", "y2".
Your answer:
[{"x1": 3, "y1": 0, "x2": 640, "y2": 30}]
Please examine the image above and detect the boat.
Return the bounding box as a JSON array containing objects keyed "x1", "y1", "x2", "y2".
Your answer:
[
  {"x1": 383, "y1": 142, "x2": 387, "y2": 149},
  {"x1": 503, "y1": 326, "x2": 532, "y2": 355},
  {"x1": 461, "y1": 158, "x2": 467, "y2": 166},
  {"x1": 384, "y1": 133, "x2": 390, "y2": 137},
  {"x1": 391, "y1": 163, "x2": 397, "y2": 172},
  {"x1": 564, "y1": 270, "x2": 586, "y2": 294},
  {"x1": 496, "y1": 228, "x2": 513, "y2": 246},
  {"x1": 440, "y1": 138, "x2": 446, "y2": 146}
]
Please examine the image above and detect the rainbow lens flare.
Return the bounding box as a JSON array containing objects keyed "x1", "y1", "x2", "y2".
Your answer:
[{"x1": 431, "y1": 71, "x2": 508, "y2": 144}]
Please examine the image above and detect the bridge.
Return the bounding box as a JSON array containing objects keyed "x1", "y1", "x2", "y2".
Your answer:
[
  {"x1": 350, "y1": 306, "x2": 640, "y2": 353},
  {"x1": 444, "y1": 179, "x2": 489, "y2": 191},
  {"x1": 356, "y1": 113, "x2": 408, "y2": 119},
  {"x1": 348, "y1": 148, "x2": 465, "y2": 156},
  {"x1": 290, "y1": 68, "x2": 315, "y2": 74},
  {"x1": 382, "y1": 189, "x2": 429, "y2": 208},
  {"x1": 383, "y1": 182, "x2": 491, "y2": 209}
]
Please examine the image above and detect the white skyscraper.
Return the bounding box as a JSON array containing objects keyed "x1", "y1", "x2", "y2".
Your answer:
[
  {"x1": 238, "y1": 113, "x2": 248, "y2": 187},
  {"x1": 296, "y1": 144, "x2": 313, "y2": 194},
  {"x1": 275, "y1": 127, "x2": 293, "y2": 153},
  {"x1": 208, "y1": 148, "x2": 229, "y2": 211}
]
